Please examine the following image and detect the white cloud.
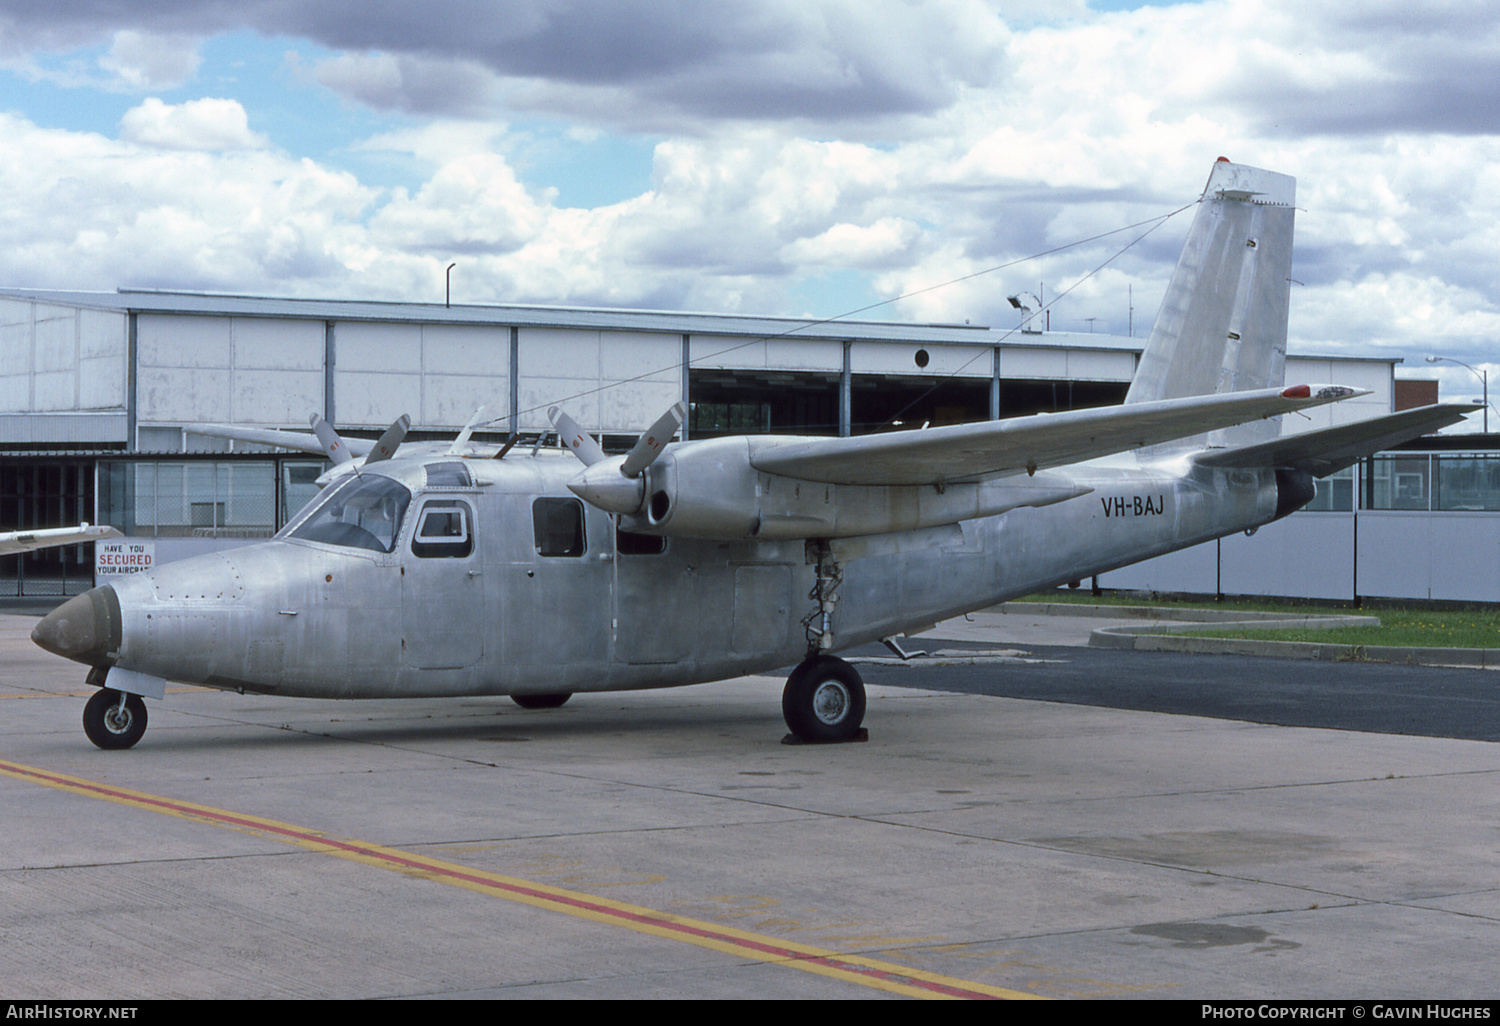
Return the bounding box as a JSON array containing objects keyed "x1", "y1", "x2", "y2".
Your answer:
[
  {"x1": 780, "y1": 218, "x2": 921, "y2": 269},
  {"x1": 0, "y1": 111, "x2": 374, "y2": 294},
  {"x1": 2, "y1": 0, "x2": 1500, "y2": 387},
  {"x1": 369, "y1": 154, "x2": 550, "y2": 254},
  {"x1": 119, "y1": 97, "x2": 269, "y2": 151}
]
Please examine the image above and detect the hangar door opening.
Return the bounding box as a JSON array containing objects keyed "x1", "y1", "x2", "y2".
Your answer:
[
  {"x1": 0, "y1": 460, "x2": 94, "y2": 598},
  {"x1": 689, "y1": 370, "x2": 840, "y2": 437},
  {"x1": 850, "y1": 375, "x2": 989, "y2": 433}
]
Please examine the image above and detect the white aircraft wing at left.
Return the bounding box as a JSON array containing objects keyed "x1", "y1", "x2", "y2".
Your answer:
[
  {"x1": 747, "y1": 384, "x2": 1368, "y2": 486},
  {"x1": 0, "y1": 523, "x2": 122, "y2": 557},
  {"x1": 189, "y1": 423, "x2": 376, "y2": 458}
]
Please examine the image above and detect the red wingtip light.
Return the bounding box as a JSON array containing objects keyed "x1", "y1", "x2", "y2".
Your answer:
[
  {"x1": 1217, "y1": 156, "x2": 1231, "y2": 162},
  {"x1": 1281, "y1": 384, "x2": 1311, "y2": 399}
]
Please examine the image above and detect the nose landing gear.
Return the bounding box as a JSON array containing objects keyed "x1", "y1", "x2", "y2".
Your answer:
[{"x1": 82, "y1": 688, "x2": 147, "y2": 750}]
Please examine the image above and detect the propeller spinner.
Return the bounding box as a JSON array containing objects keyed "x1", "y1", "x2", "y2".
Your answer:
[{"x1": 549, "y1": 403, "x2": 684, "y2": 515}]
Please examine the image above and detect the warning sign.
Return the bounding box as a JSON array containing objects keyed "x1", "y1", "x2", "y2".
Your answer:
[{"x1": 96, "y1": 541, "x2": 154, "y2": 578}]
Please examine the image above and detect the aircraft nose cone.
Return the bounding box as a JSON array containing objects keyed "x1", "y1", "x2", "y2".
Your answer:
[{"x1": 31, "y1": 586, "x2": 122, "y2": 667}]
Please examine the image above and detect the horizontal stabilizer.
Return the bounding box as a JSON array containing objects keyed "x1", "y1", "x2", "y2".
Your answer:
[
  {"x1": 1195, "y1": 403, "x2": 1481, "y2": 476},
  {"x1": 749, "y1": 385, "x2": 1367, "y2": 486}
]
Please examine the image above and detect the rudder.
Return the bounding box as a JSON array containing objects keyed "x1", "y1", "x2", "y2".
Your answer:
[{"x1": 1126, "y1": 158, "x2": 1296, "y2": 447}]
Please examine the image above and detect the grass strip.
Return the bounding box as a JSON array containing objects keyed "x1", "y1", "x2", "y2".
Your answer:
[{"x1": 1020, "y1": 593, "x2": 1500, "y2": 649}]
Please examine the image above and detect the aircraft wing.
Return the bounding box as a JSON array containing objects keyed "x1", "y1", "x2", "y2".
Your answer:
[
  {"x1": 747, "y1": 385, "x2": 1368, "y2": 486},
  {"x1": 189, "y1": 424, "x2": 376, "y2": 458},
  {"x1": 0, "y1": 523, "x2": 122, "y2": 556},
  {"x1": 1194, "y1": 403, "x2": 1481, "y2": 476}
]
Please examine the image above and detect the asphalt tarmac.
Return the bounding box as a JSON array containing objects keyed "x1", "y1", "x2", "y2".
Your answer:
[{"x1": 3, "y1": 608, "x2": 1498, "y2": 1001}]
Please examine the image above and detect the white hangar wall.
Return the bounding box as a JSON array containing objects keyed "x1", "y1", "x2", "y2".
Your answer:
[
  {"x1": 136, "y1": 313, "x2": 325, "y2": 429},
  {"x1": 331, "y1": 321, "x2": 512, "y2": 430},
  {"x1": 517, "y1": 328, "x2": 680, "y2": 435},
  {"x1": 0, "y1": 289, "x2": 1399, "y2": 446},
  {"x1": 0, "y1": 296, "x2": 130, "y2": 443}
]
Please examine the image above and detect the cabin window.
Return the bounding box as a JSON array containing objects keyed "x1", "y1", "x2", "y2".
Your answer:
[
  {"x1": 533, "y1": 497, "x2": 585, "y2": 557},
  {"x1": 289, "y1": 474, "x2": 411, "y2": 553},
  {"x1": 424, "y1": 462, "x2": 473, "y2": 488},
  {"x1": 411, "y1": 499, "x2": 474, "y2": 558}
]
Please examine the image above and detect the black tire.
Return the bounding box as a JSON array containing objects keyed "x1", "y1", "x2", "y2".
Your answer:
[
  {"x1": 82, "y1": 689, "x2": 147, "y2": 750},
  {"x1": 782, "y1": 656, "x2": 866, "y2": 741},
  {"x1": 511, "y1": 693, "x2": 572, "y2": 710}
]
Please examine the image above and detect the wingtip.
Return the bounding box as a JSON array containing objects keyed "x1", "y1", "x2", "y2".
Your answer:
[{"x1": 1281, "y1": 384, "x2": 1372, "y2": 402}]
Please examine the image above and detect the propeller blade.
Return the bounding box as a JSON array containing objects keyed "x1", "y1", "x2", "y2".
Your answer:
[
  {"x1": 548, "y1": 406, "x2": 607, "y2": 466},
  {"x1": 365, "y1": 414, "x2": 411, "y2": 464},
  {"x1": 448, "y1": 405, "x2": 494, "y2": 455},
  {"x1": 310, "y1": 413, "x2": 354, "y2": 465},
  {"x1": 620, "y1": 402, "x2": 685, "y2": 478}
]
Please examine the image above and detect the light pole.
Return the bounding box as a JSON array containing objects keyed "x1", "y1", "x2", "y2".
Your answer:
[{"x1": 1425, "y1": 356, "x2": 1489, "y2": 433}]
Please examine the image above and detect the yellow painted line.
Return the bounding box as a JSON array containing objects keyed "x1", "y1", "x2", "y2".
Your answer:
[{"x1": 0, "y1": 758, "x2": 1043, "y2": 1000}]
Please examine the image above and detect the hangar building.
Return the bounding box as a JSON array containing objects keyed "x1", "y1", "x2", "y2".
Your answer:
[{"x1": 2, "y1": 287, "x2": 1494, "y2": 604}]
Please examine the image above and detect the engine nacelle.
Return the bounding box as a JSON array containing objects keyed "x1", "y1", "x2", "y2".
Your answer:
[{"x1": 609, "y1": 437, "x2": 1091, "y2": 541}]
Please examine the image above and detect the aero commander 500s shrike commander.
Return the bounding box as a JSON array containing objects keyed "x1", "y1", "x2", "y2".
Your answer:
[{"x1": 33, "y1": 159, "x2": 1476, "y2": 750}]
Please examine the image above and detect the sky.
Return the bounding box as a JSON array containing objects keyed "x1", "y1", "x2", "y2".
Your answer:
[{"x1": 1, "y1": 0, "x2": 1497, "y2": 423}]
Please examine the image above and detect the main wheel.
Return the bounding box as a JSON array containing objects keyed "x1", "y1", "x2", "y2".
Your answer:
[
  {"x1": 82, "y1": 688, "x2": 147, "y2": 750},
  {"x1": 782, "y1": 656, "x2": 866, "y2": 741},
  {"x1": 511, "y1": 693, "x2": 572, "y2": 710}
]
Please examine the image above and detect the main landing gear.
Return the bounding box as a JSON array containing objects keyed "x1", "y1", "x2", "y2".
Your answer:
[
  {"x1": 781, "y1": 655, "x2": 866, "y2": 742},
  {"x1": 82, "y1": 688, "x2": 147, "y2": 750},
  {"x1": 511, "y1": 693, "x2": 572, "y2": 709}
]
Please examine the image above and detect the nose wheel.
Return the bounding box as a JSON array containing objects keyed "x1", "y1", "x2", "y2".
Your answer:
[
  {"x1": 82, "y1": 688, "x2": 147, "y2": 750},
  {"x1": 782, "y1": 655, "x2": 866, "y2": 742}
]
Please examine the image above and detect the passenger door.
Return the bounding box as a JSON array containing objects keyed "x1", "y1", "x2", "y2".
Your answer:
[{"x1": 402, "y1": 496, "x2": 484, "y2": 669}]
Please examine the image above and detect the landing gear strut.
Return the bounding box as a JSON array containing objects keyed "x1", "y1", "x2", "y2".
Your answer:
[
  {"x1": 782, "y1": 655, "x2": 866, "y2": 742},
  {"x1": 82, "y1": 688, "x2": 147, "y2": 750}
]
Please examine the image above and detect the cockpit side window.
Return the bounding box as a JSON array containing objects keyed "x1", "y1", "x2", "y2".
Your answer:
[
  {"x1": 412, "y1": 499, "x2": 474, "y2": 558},
  {"x1": 532, "y1": 497, "x2": 585, "y2": 557},
  {"x1": 289, "y1": 474, "x2": 412, "y2": 553}
]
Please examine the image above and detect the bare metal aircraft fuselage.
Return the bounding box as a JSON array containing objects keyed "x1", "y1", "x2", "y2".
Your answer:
[{"x1": 90, "y1": 449, "x2": 1277, "y2": 701}]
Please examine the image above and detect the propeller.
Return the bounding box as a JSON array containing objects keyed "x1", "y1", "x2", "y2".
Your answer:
[
  {"x1": 448, "y1": 405, "x2": 497, "y2": 455},
  {"x1": 310, "y1": 413, "x2": 354, "y2": 465},
  {"x1": 366, "y1": 414, "x2": 411, "y2": 464},
  {"x1": 309, "y1": 413, "x2": 411, "y2": 486},
  {"x1": 621, "y1": 404, "x2": 685, "y2": 478},
  {"x1": 548, "y1": 406, "x2": 607, "y2": 466},
  {"x1": 549, "y1": 403, "x2": 685, "y2": 515}
]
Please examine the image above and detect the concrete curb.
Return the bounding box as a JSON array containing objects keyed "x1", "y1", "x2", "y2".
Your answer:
[
  {"x1": 998, "y1": 602, "x2": 1500, "y2": 669},
  {"x1": 1001, "y1": 601, "x2": 1374, "y2": 624},
  {"x1": 848, "y1": 648, "x2": 1058, "y2": 668}
]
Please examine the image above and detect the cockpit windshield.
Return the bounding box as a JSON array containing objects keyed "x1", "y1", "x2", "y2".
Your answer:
[{"x1": 288, "y1": 474, "x2": 412, "y2": 553}]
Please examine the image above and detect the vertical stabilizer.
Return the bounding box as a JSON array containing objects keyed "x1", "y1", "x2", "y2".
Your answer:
[{"x1": 1126, "y1": 159, "x2": 1296, "y2": 448}]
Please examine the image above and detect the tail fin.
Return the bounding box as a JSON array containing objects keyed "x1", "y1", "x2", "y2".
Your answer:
[{"x1": 1126, "y1": 158, "x2": 1296, "y2": 448}]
